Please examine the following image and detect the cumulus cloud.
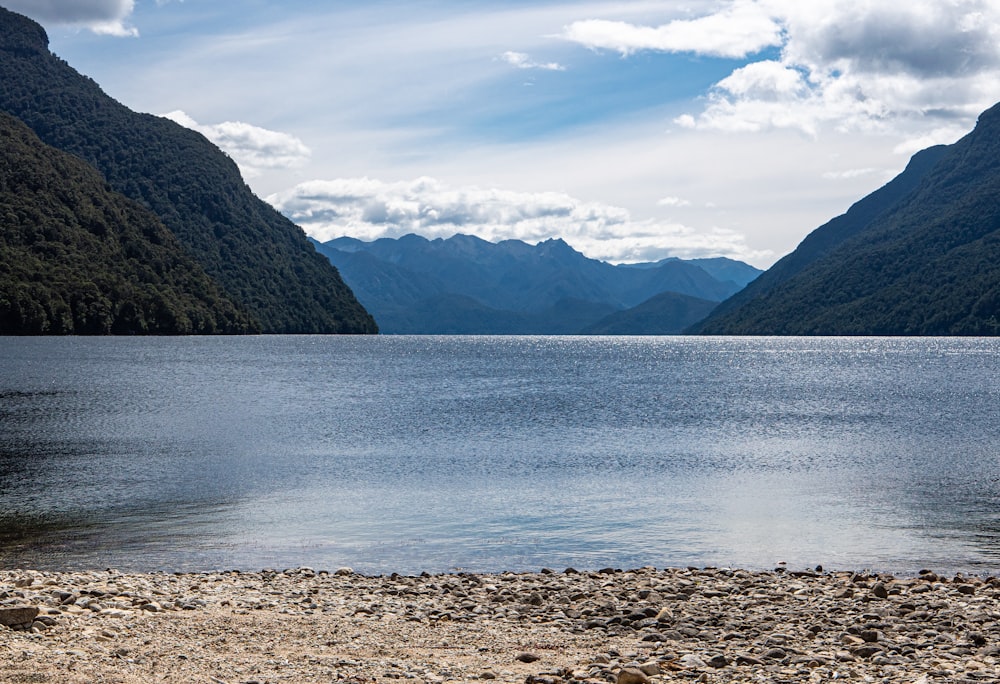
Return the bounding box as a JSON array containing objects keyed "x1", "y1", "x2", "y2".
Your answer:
[
  {"x1": 500, "y1": 51, "x2": 565, "y2": 71},
  {"x1": 266, "y1": 176, "x2": 769, "y2": 264},
  {"x1": 567, "y1": 1, "x2": 1000, "y2": 147},
  {"x1": 162, "y1": 111, "x2": 311, "y2": 178},
  {"x1": 561, "y1": 1, "x2": 784, "y2": 58},
  {"x1": 4, "y1": 0, "x2": 138, "y2": 36}
]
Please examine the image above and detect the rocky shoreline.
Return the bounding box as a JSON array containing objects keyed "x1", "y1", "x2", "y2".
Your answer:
[{"x1": 2, "y1": 565, "x2": 998, "y2": 683}]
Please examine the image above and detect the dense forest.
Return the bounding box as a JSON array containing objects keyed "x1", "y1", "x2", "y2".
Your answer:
[
  {"x1": 0, "y1": 112, "x2": 254, "y2": 334},
  {"x1": 0, "y1": 7, "x2": 376, "y2": 334},
  {"x1": 694, "y1": 103, "x2": 1000, "y2": 336}
]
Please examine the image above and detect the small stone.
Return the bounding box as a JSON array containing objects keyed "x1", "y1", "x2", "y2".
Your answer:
[
  {"x1": 851, "y1": 645, "x2": 882, "y2": 659},
  {"x1": 479, "y1": 671, "x2": 497, "y2": 680},
  {"x1": 616, "y1": 667, "x2": 651, "y2": 684},
  {"x1": 707, "y1": 654, "x2": 729, "y2": 668},
  {"x1": 335, "y1": 567, "x2": 354, "y2": 576},
  {"x1": 515, "y1": 652, "x2": 541, "y2": 663},
  {"x1": 637, "y1": 661, "x2": 660, "y2": 676},
  {"x1": 678, "y1": 654, "x2": 706, "y2": 669},
  {"x1": 956, "y1": 584, "x2": 976, "y2": 595},
  {"x1": 969, "y1": 632, "x2": 988, "y2": 646},
  {"x1": 871, "y1": 582, "x2": 889, "y2": 599}
]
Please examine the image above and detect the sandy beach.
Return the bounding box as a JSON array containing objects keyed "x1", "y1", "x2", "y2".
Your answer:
[{"x1": 2, "y1": 565, "x2": 997, "y2": 683}]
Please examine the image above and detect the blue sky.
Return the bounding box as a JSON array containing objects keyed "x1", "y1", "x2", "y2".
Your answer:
[{"x1": 10, "y1": 1, "x2": 1000, "y2": 267}]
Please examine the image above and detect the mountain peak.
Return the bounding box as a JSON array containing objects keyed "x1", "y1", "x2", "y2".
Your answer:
[{"x1": 0, "y1": 7, "x2": 49, "y2": 55}]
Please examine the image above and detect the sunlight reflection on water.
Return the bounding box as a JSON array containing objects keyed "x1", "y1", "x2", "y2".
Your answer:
[{"x1": 1, "y1": 335, "x2": 999, "y2": 574}]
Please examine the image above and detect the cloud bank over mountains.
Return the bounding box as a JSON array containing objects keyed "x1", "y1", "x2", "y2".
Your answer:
[{"x1": 267, "y1": 177, "x2": 765, "y2": 265}]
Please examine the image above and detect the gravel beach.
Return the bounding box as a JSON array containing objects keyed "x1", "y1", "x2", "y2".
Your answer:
[{"x1": 2, "y1": 565, "x2": 998, "y2": 683}]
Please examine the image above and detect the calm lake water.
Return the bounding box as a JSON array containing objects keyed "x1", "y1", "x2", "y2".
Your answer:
[{"x1": 1, "y1": 335, "x2": 998, "y2": 575}]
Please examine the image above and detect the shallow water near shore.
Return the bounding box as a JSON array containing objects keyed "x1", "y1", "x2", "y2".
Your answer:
[{"x1": 1, "y1": 335, "x2": 998, "y2": 575}]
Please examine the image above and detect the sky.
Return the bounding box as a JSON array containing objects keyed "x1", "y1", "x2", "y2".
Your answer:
[{"x1": 8, "y1": 1, "x2": 1000, "y2": 268}]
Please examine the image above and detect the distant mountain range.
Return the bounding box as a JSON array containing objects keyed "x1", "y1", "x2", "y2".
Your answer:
[
  {"x1": 0, "y1": 6, "x2": 375, "y2": 334},
  {"x1": 694, "y1": 101, "x2": 1000, "y2": 335},
  {"x1": 312, "y1": 234, "x2": 762, "y2": 334}
]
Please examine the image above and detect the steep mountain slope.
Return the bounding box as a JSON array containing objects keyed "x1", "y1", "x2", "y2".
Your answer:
[
  {"x1": 694, "y1": 144, "x2": 949, "y2": 329},
  {"x1": 314, "y1": 234, "x2": 760, "y2": 334},
  {"x1": 0, "y1": 6, "x2": 376, "y2": 334},
  {"x1": 0, "y1": 112, "x2": 254, "y2": 334},
  {"x1": 580, "y1": 291, "x2": 718, "y2": 335},
  {"x1": 696, "y1": 103, "x2": 1000, "y2": 335}
]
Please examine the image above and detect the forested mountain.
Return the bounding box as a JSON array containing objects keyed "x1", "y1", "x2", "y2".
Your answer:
[
  {"x1": 694, "y1": 102, "x2": 1000, "y2": 335},
  {"x1": 0, "y1": 112, "x2": 254, "y2": 334},
  {"x1": 580, "y1": 291, "x2": 718, "y2": 335},
  {"x1": 0, "y1": 6, "x2": 376, "y2": 334},
  {"x1": 313, "y1": 233, "x2": 761, "y2": 334}
]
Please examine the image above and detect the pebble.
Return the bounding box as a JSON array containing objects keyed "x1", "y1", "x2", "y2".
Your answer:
[{"x1": 1, "y1": 566, "x2": 998, "y2": 683}]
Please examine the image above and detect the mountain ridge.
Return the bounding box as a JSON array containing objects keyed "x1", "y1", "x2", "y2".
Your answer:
[
  {"x1": 313, "y1": 233, "x2": 761, "y2": 334},
  {"x1": 0, "y1": 6, "x2": 376, "y2": 334},
  {"x1": 694, "y1": 102, "x2": 1000, "y2": 335}
]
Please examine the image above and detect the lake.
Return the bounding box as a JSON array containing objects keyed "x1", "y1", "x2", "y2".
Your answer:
[{"x1": 1, "y1": 335, "x2": 998, "y2": 575}]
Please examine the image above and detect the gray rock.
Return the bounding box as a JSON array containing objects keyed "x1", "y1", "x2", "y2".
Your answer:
[
  {"x1": 678, "y1": 654, "x2": 706, "y2": 669},
  {"x1": 707, "y1": 654, "x2": 729, "y2": 668},
  {"x1": 851, "y1": 644, "x2": 883, "y2": 659},
  {"x1": 0, "y1": 605, "x2": 39, "y2": 627},
  {"x1": 860, "y1": 629, "x2": 880, "y2": 643}
]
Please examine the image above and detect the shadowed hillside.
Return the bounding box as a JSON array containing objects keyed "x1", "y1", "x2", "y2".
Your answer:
[
  {"x1": 0, "y1": 112, "x2": 254, "y2": 334},
  {"x1": 694, "y1": 103, "x2": 1000, "y2": 336},
  {"x1": 0, "y1": 6, "x2": 376, "y2": 334}
]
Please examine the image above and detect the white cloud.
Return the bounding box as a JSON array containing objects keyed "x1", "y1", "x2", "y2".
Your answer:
[
  {"x1": 821, "y1": 168, "x2": 882, "y2": 180},
  {"x1": 266, "y1": 176, "x2": 769, "y2": 264},
  {"x1": 892, "y1": 124, "x2": 975, "y2": 155},
  {"x1": 561, "y1": 1, "x2": 784, "y2": 58},
  {"x1": 162, "y1": 111, "x2": 311, "y2": 178},
  {"x1": 570, "y1": 0, "x2": 1000, "y2": 147},
  {"x1": 500, "y1": 51, "x2": 565, "y2": 71},
  {"x1": 4, "y1": 0, "x2": 138, "y2": 36},
  {"x1": 657, "y1": 196, "x2": 691, "y2": 207}
]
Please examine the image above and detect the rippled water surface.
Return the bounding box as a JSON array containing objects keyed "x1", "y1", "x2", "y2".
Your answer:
[{"x1": 1, "y1": 335, "x2": 998, "y2": 574}]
